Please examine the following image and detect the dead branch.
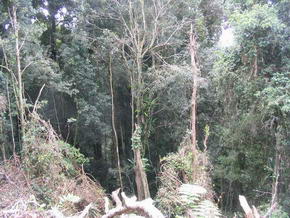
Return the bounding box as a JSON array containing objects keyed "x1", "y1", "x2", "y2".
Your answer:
[
  {"x1": 239, "y1": 195, "x2": 278, "y2": 218},
  {"x1": 102, "y1": 189, "x2": 164, "y2": 218}
]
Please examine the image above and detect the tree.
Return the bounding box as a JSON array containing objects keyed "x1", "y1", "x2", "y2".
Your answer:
[
  {"x1": 0, "y1": 0, "x2": 64, "y2": 153},
  {"x1": 211, "y1": 1, "x2": 290, "y2": 213},
  {"x1": 0, "y1": 1, "x2": 35, "y2": 149}
]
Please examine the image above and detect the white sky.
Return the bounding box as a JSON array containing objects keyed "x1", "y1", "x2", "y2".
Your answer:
[{"x1": 218, "y1": 27, "x2": 235, "y2": 48}]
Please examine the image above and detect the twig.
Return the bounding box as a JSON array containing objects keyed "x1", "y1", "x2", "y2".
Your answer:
[{"x1": 263, "y1": 202, "x2": 277, "y2": 218}]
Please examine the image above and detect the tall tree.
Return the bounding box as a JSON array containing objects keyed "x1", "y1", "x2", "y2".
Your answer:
[{"x1": 212, "y1": 1, "x2": 290, "y2": 213}]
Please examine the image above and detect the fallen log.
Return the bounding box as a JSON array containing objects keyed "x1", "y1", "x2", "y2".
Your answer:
[
  {"x1": 239, "y1": 195, "x2": 277, "y2": 218},
  {"x1": 102, "y1": 188, "x2": 164, "y2": 218}
]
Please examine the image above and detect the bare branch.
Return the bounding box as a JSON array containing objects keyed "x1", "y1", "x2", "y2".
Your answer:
[
  {"x1": 0, "y1": 65, "x2": 12, "y2": 73},
  {"x1": 263, "y1": 202, "x2": 277, "y2": 218},
  {"x1": 32, "y1": 84, "x2": 46, "y2": 113},
  {"x1": 102, "y1": 189, "x2": 164, "y2": 218},
  {"x1": 239, "y1": 195, "x2": 255, "y2": 218},
  {"x1": 21, "y1": 61, "x2": 33, "y2": 75}
]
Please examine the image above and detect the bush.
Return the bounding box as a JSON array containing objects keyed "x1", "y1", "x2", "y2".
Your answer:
[
  {"x1": 156, "y1": 133, "x2": 220, "y2": 217},
  {"x1": 20, "y1": 112, "x2": 104, "y2": 213}
]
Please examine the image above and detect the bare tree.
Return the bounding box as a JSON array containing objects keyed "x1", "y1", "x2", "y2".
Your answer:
[
  {"x1": 107, "y1": 0, "x2": 188, "y2": 200},
  {"x1": 189, "y1": 24, "x2": 200, "y2": 180}
]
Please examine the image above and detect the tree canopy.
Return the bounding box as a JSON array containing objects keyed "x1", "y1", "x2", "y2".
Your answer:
[{"x1": 0, "y1": 0, "x2": 289, "y2": 217}]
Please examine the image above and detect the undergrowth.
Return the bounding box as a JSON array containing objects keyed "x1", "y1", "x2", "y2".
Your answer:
[
  {"x1": 0, "y1": 112, "x2": 106, "y2": 217},
  {"x1": 156, "y1": 133, "x2": 221, "y2": 217}
]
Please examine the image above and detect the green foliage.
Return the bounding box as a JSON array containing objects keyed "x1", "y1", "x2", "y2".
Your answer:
[
  {"x1": 22, "y1": 113, "x2": 89, "y2": 205},
  {"x1": 131, "y1": 125, "x2": 142, "y2": 150},
  {"x1": 156, "y1": 134, "x2": 218, "y2": 217},
  {"x1": 24, "y1": 130, "x2": 88, "y2": 179},
  {"x1": 230, "y1": 4, "x2": 283, "y2": 32},
  {"x1": 4, "y1": 0, "x2": 290, "y2": 216},
  {"x1": 258, "y1": 204, "x2": 289, "y2": 218},
  {"x1": 211, "y1": 0, "x2": 290, "y2": 214},
  {"x1": 258, "y1": 72, "x2": 290, "y2": 114},
  {"x1": 161, "y1": 151, "x2": 193, "y2": 179}
]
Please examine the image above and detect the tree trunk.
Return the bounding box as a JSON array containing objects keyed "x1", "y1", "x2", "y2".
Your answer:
[
  {"x1": 11, "y1": 6, "x2": 25, "y2": 148},
  {"x1": 271, "y1": 131, "x2": 282, "y2": 207},
  {"x1": 132, "y1": 125, "x2": 150, "y2": 200},
  {"x1": 189, "y1": 25, "x2": 199, "y2": 180},
  {"x1": 0, "y1": 127, "x2": 6, "y2": 161},
  {"x1": 136, "y1": 56, "x2": 143, "y2": 125},
  {"x1": 132, "y1": 55, "x2": 150, "y2": 200},
  {"x1": 120, "y1": 124, "x2": 126, "y2": 158},
  {"x1": 189, "y1": 25, "x2": 198, "y2": 153},
  {"x1": 134, "y1": 148, "x2": 150, "y2": 200},
  {"x1": 48, "y1": 1, "x2": 57, "y2": 60},
  {"x1": 6, "y1": 82, "x2": 16, "y2": 156},
  {"x1": 109, "y1": 55, "x2": 123, "y2": 190}
]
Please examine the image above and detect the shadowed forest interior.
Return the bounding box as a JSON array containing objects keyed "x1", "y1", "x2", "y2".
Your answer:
[{"x1": 0, "y1": 0, "x2": 289, "y2": 217}]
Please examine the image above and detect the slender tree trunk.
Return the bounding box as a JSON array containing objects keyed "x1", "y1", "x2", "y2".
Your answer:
[
  {"x1": 109, "y1": 55, "x2": 123, "y2": 190},
  {"x1": 11, "y1": 6, "x2": 25, "y2": 148},
  {"x1": 120, "y1": 124, "x2": 126, "y2": 158},
  {"x1": 0, "y1": 125, "x2": 5, "y2": 161},
  {"x1": 0, "y1": 94, "x2": 6, "y2": 160},
  {"x1": 48, "y1": 1, "x2": 57, "y2": 60},
  {"x1": 131, "y1": 76, "x2": 135, "y2": 137},
  {"x1": 136, "y1": 56, "x2": 143, "y2": 125},
  {"x1": 189, "y1": 25, "x2": 199, "y2": 180},
  {"x1": 271, "y1": 131, "x2": 282, "y2": 207},
  {"x1": 271, "y1": 153, "x2": 280, "y2": 207},
  {"x1": 189, "y1": 25, "x2": 198, "y2": 153},
  {"x1": 73, "y1": 101, "x2": 80, "y2": 147},
  {"x1": 6, "y1": 82, "x2": 16, "y2": 156},
  {"x1": 132, "y1": 56, "x2": 150, "y2": 200}
]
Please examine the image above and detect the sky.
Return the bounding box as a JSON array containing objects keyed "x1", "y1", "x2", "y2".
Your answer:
[{"x1": 219, "y1": 27, "x2": 235, "y2": 48}]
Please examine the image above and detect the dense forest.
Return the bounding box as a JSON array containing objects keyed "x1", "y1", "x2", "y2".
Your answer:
[{"x1": 0, "y1": 0, "x2": 289, "y2": 217}]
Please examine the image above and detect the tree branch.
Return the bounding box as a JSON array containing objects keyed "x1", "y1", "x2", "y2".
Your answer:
[{"x1": 102, "y1": 189, "x2": 164, "y2": 218}]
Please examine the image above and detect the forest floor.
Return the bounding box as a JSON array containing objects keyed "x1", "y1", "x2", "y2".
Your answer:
[{"x1": 0, "y1": 158, "x2": 106, "y2": 217}]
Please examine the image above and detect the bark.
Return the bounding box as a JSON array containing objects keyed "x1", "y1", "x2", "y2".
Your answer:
[
  {"x1": 102, "y1": 188, "x2": 164, "y2": 218},
  {"x1": 252, "y1": 45, "x2": 258, "y2": 78},
  {"x1": 120, "y1": 124, "x2": 126, "y2": 158},
  {"x1": 239, "y1": 195, "x2": 277, "y2": 218},
  {"x1": 109, "y1": 55, "x2": 123, "y2": 190},
  {"x1": 239, "y1": 195, "x2": 258, "y2": 218},
  {"x1": 48, "y1": 1, "x2": 57, "y2": 60},
  {"x1": 11, "y1": 6, "x2": 25, "y2": 148},
  {"x1": 271, "y1": 131, "x2": 282, "y2": 207},
  {"x1": 0, "y1": 131, "x2": 5, "y2": 161},
  {"x1": 6, "y1": 82, "x2": 16, "y2": 156},
  {"x1": 131, "y1": 76, "x2": 135, "y2": 137},
  {"x1": 189, "y1": 25, "x2": 199, "y2": 181},
  {"x1": 134, "y1": 148, "x2": 150, "y2": 200},
  {"x1": 133, "y1": 55, "x2": 150, "y2": 200},
  {"x1": 189, "y1": 25, "x2": 198, "y2": 153}
]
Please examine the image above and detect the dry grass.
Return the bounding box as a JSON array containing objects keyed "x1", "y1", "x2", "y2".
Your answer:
[
  {"x1": 156, "y1": 134, "x2": 215, "y2": 216},
  {"x1": 0, "y1": 158, "x2": 47, "y2": 217},
  {"x1": 0, "y1": 157, "x2": 106, "y2": 217},
  {"x1": 0, "y1": 112, "x2": 107, "y2": 217}
]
